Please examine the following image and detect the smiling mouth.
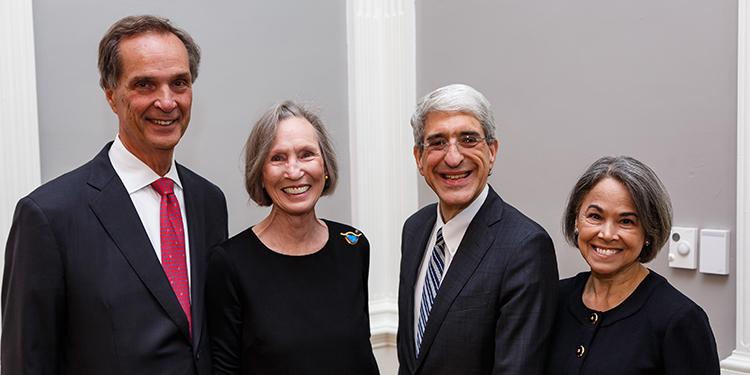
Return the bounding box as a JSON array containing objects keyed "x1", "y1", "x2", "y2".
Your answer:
[
  {"x1": 282, "y1": 185, "x2": 310, "y2": 195},
  {"x1": 150, "y1": 119, "x2": 177, "y2": 126},
  {"x1": 442, "y1": 171, "x2": 470, "y2": 180},
  {"x1": 593, "y1": 246, "x2": 621, "y2": 256}
]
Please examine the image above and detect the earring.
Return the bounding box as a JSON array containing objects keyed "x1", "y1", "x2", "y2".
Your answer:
[
  {"x1": 573, "y1": 227, "x2": 579, "y2": 236},
  {"x1": 325, "y1": 175, "x2": 329, "y2": 180},
  {"x1": 645, "y1": 240, "x2": 651, "y2": 247}
]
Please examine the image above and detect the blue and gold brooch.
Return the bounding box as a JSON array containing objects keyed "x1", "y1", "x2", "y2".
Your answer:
[{"x1": 340, "y1": 230, "x2": 362, "y2": 245}]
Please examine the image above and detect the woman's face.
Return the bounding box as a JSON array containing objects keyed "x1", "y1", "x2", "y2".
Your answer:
[
  {"x1": 576, "y1": 177, "x2": 646, "y2": 279},
  {"x1": 262, "y1": 116, "x2": 326, "y2": 217}
]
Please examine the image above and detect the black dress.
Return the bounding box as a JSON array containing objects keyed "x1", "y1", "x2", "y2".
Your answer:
[
  {"x1": 206, "y1": 220, "x2": 379, "y2": 375},
  {"x1": 545, "y1": 271, "x2": 720, "y2": 375}
]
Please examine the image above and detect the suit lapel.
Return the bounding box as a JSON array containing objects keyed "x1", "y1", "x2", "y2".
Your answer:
[
  {"x1": 415, "y1": 188, "x2": 504, "y2": 370},
  {"x1": 87, "y1": 144, "x2": 191, "y2": 341},
  {"x1": 179, "y1": 164, "x2": 206, "y2": 350},
  {"x1": 404, "y1": 210, "x2": 437, "y2": 369}
]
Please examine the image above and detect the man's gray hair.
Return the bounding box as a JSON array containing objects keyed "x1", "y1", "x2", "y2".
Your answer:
[{"x1": 410, "y1": 83, "x2": 496, "y2": 147}]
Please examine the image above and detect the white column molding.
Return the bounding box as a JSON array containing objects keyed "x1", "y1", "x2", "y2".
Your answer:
[
  {"x1": 346, "y1": 0, "x2": 417, "y2": 348},
  {"x1": 0, "y1": 0, "x2": 41, "y2": 266},
  {"x1": 722, "y1": 0, "x2": 750, "y2": 373}
]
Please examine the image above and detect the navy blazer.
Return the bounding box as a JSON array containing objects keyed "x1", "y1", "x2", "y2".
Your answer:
[
  {"x1": 2, "y1": 143, "x2": 228, "y2": 375},
  {"x1": 397, "y1": 186, "x2": 558, "y2": 374}
]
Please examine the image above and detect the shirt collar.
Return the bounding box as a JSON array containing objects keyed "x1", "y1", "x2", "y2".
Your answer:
[
  {"x1": 435, "y1": 184, "x2": 489, "y2": 257},
  {"x1": 109, "y1": 134, "x2": 182, "y2": 194}
]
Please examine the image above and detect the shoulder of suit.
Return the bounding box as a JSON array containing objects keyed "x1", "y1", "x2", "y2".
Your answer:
[
  {"x1": 405, "y1": 203, "x2": 437, "y2": 226},
  {"x1": 176, "y1": 162, "x2": 225, "y2": 197},
  {"x1": 24, "y1": 156, "x2": 99, "y2": 210}
]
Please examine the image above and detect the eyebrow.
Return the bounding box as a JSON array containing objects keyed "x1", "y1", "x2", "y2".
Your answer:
[
  {"x1": 128, "y1": 72, "x2": 192, "y2": 84},
  {"x1": 425, "y1": 130, "x2": 482, "y2": 140},
  {"x1": 585, "y1": 204, "x2": 638, "y2": 218}
]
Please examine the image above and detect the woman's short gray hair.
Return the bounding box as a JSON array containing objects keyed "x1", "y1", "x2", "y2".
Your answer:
[
  {"x1": 244, "y1": 100, "x2": 338, "y2": 206},
  {"x1": 98, "y1": 15, "x2": 201, "y2": 90},
  {"x1": 562, "y1": 156, "x2": 673, "y2": 263},
  {"x1": 410, "y1": 83, "x2": 496, "y2": 147}
]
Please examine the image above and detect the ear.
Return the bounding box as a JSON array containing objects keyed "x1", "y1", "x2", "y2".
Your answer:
[
  {"x1": 413, "y1": 146, "x2": 425, "y2": 176},
  {"x1": 488, "y1": 138, "x2": 499, "y2": 165},
  {"x1": 104, "y1": 88, "x2": 118, "y2": 113}
]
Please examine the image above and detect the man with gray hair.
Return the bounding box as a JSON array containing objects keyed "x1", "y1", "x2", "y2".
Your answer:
[
  {"x1": 2, "y1": 15, "x2": 227, "y2": 374},
  {"x1": 397, "y1": 83, "x2": 558, "y2": 374}
]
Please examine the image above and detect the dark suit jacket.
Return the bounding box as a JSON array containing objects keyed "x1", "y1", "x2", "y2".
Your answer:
[
  {"x1": 2, "y1": 143, "x2": 228, "y2": 375},
  {"x1": 397, "y1": 186, "x2": 558, "y2": 374}
]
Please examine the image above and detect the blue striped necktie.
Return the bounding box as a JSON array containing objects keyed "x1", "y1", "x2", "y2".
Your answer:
[{"x1": 416, "y1": 227, "x2": 446, "y2": 357}]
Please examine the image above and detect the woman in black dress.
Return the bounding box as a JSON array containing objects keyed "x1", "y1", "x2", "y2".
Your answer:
[
  {"x1": 206, "y1": 101, "x2": 379, "y2": 374},
  {"x1": 546, "y1": 156, "x2": 720, "y2": 375}
]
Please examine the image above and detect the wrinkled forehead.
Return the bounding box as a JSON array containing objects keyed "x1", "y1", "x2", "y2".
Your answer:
[{"x1": 423, "y1": 111, "x2": 484, "y2": 137}]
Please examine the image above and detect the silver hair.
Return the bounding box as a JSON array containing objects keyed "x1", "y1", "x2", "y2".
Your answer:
[
  {"x1": 410, "y1": 84, "x2": 497, "y2": 147},
  {"x1": 562, "y1": 156, "x2": 673, "y2": 263},
  {"x1": 244, "y1": 100, "x2": 338, "y2": 206}
]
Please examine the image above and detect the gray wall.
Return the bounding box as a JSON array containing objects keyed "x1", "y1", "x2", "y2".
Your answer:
[
  {"x1": 33, "y1": 0, "x2": 351, "y2": 236},
  {"x1": 417, "y1": 0, "x2": 738, "y2": 357},
  {"x1": 31, "y1": 0, "x2": 739, "y2": 365}
]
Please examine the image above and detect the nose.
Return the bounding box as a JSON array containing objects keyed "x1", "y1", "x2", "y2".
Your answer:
[
  {"x1": 443, "y1": 142, "x2": 464, "y2": 167},
  {"x1": 598, "y1": 221, "x2": 620, "y2": 241},
  {"x1": 154, "y1": 87, "x2": 177, "y2": 112},
  {"x1": 284, "y1": 158, "x2": 304, "y2": 180}
]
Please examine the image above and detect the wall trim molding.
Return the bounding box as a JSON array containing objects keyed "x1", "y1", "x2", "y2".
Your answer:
[
  {"x1": 346, "y1": 0, "x2": 417, "y2": 348},
  {"x1": 722, "y1": 0, "x2": 750, "y2": 372},
  {"x1": 370, "y1": 298, "x2": 398, "y2": 348},
  {"x1": 0, "y1": 0, "x2": 41, "y2": 262}
]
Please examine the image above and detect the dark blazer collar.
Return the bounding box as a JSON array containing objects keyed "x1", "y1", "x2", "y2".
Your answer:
[
  {"x1": 87, "y1": 142, "x2": 194, "y2": 342},
  {"x1": 414, "y1": 186, "x2": 505, "y2": 370},
  {"x1": 566, "y1": 270, "x2": 665, "y2": 327},
  {"x1": 179, "y1": 164, "x2": 208, "y2": 350}
]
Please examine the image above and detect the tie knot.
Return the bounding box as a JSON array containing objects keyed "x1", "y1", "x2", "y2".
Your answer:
[{"x1": 151, "y1": 177, "x2": 175, "y2": 196}]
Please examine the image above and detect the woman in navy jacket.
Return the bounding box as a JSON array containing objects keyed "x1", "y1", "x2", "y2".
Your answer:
[{"x1": 546, "y1": 156, "x2": 720, "y2": 375}]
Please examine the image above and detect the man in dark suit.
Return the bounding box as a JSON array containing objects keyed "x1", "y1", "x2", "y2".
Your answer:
[
  {"x1": 397, "y1": 84, "x2": 559, "y2": 374},
  {"x1": 2, "y1": 15, "x2": 227, "y2": 374}
]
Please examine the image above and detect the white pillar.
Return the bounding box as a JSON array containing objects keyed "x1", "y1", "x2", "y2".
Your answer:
[
  {"x1": 0, "y1": 0, "x2": 41, "y2": 266},
  {"x1": 346, "y1": 0, "x2": 418, "y2": 348},
  {"x1": 722, "y1": 0, "x2": 750, "y2": 373}
]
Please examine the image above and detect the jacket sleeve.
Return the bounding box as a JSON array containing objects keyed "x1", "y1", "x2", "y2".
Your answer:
[
  {"x1": 662, "y1": 303, "x2": 720, "y2": 375},
  {"x1": 2, "y1": 197, "x2": 66, "y2": 375},
  {"x1": 493, "y1": 231, "x2": 559, "y2": 375}
]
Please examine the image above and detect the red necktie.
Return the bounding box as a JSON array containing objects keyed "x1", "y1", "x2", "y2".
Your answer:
[{"x1": 151, "y1": 177, "x2": 191, "y2": 336}]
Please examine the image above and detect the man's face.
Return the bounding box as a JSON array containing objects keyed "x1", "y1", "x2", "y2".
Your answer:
[
  {"x1": 105, "y1": 31, "x2": 192, "y2": 165},
  {"x1": 414, "y1": 111, "x2": 498, "y2": 222}
]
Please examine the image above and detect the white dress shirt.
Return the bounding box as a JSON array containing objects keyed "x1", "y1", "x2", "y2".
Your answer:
[
  {"x1": 108, "y1": 135, "x2": 192, "y2": 290},
  {"x1": 414, "y1": 184, "x2": 489, "y2": 334}
]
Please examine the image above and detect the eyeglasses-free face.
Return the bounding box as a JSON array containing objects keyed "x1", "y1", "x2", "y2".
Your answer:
[
  {"x1": 262, "y1": 116, "x2": 326, "y2": 217},
  {"x1": 414, "y1": 111, "x2": 498, "y2": 222},
  {"x1": 576, "y1": 177, "x2": 647, "y2": 281},
  {"x1": 105, "y1": 32, "x2": 193, "y2": 172}
]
